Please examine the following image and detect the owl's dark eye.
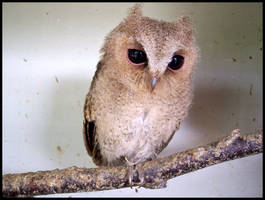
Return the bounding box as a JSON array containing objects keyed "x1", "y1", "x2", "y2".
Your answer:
[
  {"x1": 127, "y1": 49, "x2": 147, "y2": 65},
  {"x1": 167, "y1": 55, "x2": 184, "y2": 72}
]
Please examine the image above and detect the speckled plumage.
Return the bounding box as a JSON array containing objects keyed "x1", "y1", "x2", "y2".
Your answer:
[{"x1": 83, "y1": 4, "x2": 199, "y2": 167}]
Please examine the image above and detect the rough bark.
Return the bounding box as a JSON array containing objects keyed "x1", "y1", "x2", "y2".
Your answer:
[{"x1": 2, "y1": 129, "x2": 263, "y2": 197}]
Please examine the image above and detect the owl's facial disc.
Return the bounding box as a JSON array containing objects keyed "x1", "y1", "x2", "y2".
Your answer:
[{"x1": 126, "y1": 48, "x2": 185, "y2": 91}]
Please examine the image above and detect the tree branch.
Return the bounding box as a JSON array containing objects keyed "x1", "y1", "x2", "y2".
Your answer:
[{"x1": 2, "y1": 129, "x2": 263, "y2": 197}]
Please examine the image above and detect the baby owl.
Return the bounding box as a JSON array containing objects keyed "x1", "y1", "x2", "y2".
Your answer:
[{"x1": 83, "y1": 4, "x2": 199, "y2": 185}]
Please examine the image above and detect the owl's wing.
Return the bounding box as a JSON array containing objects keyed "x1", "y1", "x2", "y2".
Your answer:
[
  {"x1": 155, "y1": 122, "x2": 181, "y2": 155},
  {"x1": 82, "y1": 118, "x2": 95, "y2": 157},
  {"x1": 83, "y1": 61, "x2": 105, "y2": 166},
  {"x1": 83, "y1": 119, "x2": 103, "y2": 166},
  {"x1": 155, "y1": 130, "x2": 176, "y2": 155}
]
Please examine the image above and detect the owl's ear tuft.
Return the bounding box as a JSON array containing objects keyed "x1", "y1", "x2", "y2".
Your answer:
[
  {"x1": 176, "y1": 15, "x2": 195, "y2": 43},
  {"x1": 177, "y1": 15, "x2": 193, "y2": 31},
  {"x1": 127, "y1": 3, "x2": 143, "y2": 18},
  {"x1": 178, "y1": 16, "x2": 192, "y2": 24},
  {"x1": 123, "y1": 4, "x2": 143, "y2": 35}
]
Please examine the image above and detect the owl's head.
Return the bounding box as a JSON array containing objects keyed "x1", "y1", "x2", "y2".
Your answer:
[{"x1": 100, "y1": 4, "x2": 199, "y2": 94}]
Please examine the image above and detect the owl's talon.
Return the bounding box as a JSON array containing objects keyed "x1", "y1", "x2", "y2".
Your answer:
[
  {"x1": 128, "y1": 165, "x2": 133, "y2": 188},
  {"x1": 125, "y1": 156, "x2": 135, "y2": 166},
  {"x1": 125, "y1": 157, "x2": 135, "y2": 188},
  {"x1": 136, "y1": 163, "x2": 145, "y2": 186},
  {"x1": 125, "y1": 157, "x2": 145, "y2": 187}
]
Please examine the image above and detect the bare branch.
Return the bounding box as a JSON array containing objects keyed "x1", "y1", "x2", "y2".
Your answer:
[{"x1": 2, "y1": 129, "x2": 263, "y2": 197}]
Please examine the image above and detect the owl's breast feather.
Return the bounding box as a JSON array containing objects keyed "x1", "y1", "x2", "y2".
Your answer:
[{"x1": 96, "y1": 102, "x2": 177, "y2": 163}]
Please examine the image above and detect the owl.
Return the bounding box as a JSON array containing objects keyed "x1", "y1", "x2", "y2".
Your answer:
[{"x1": 83, "y1": 4, "x2": 199, "y2": 185}]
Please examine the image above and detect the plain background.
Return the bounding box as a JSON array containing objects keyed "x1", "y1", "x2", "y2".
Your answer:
[{"x1": 3, "y1": 3, "x2": 262, "y2": 197}]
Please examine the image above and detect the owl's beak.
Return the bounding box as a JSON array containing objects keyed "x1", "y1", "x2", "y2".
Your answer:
[{"x1": 151, "y1": 77, "x2": 158, "y2": 91}]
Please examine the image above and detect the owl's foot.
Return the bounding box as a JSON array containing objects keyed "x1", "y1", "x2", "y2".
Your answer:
[
  {"x1": 135, "y1": 163, "x2": 145, "y2": 185},
  {"x1": 125, "y1": 157, "x2": 135, "y2": 188},
  {"x1": 125, "y1": 157, "x2": 145, "y2": 188}
]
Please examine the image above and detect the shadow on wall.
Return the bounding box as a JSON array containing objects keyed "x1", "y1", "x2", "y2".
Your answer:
[
  {"x1": 188, "y1": 84, "x2": 241, "y2": 140},
  {"x1": 159, "y1": 83, "x2": 256, "y2": 157}
]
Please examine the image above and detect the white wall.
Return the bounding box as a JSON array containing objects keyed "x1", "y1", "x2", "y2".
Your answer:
[{"x1": 3, "y1": 3, "x2": 262, "y2": 197}]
